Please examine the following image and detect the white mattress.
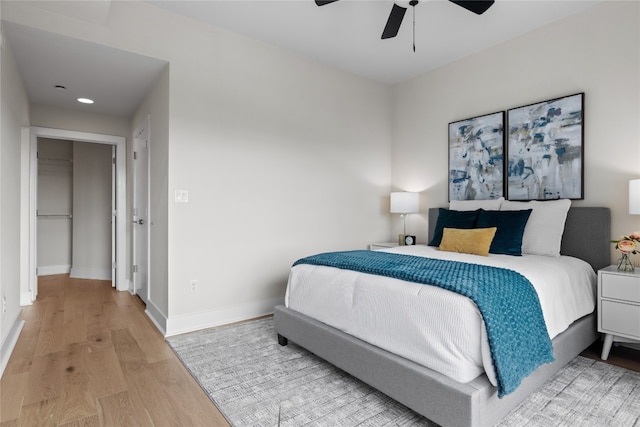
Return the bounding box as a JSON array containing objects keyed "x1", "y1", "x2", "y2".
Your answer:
[{"x1": 285, "y1": 245, "x2": 596, "y2": 385}]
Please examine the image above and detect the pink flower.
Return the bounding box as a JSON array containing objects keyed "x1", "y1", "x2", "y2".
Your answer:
[
  {"x1": 617, "y1": 240, "x2": 637, "y2": 253},
  {"x1": 612, "y1": 232, "x2": 640, "y2": 254}
]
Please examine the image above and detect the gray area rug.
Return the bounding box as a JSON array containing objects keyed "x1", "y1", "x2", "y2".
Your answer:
[{"x1": 167, "y1": 318, "x2": 640, "y2": 426}]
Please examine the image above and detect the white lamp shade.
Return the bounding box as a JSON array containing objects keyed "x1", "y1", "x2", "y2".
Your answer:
[
  {"x1": 390, "y1": 192, "x2": 419, "y2": 214},
  {"x1": 630, "y1": 179, "x2": 640, "y2": 214}
]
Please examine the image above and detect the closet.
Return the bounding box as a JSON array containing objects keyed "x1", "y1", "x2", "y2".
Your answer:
[{"x1": 37, "y1": 138, "x2": 113, "y2": 280}]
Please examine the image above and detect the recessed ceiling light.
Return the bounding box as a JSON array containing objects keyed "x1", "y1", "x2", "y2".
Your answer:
[{"x1": 77, "y1": 97, "x2": 94, "y2": 104}]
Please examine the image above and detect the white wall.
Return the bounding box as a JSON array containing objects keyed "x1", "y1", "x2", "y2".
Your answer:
[
  {"x1": 0, "y1": 22, "x2": 30, "y2": 373},
  {"x1": 30, "y1": 105, "x2": 130, "y2": 137},
  {"x1": 164, "y1": 18, "x2": 392, "y2": 330},
  {"x1": 392, "y1": 0, "x2": 640, "y2": 263},
  {"x1": 71, "y1": 141, "x2": 113, "y2": 280}
]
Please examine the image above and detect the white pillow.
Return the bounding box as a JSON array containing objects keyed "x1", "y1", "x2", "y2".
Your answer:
[
  {"x1": 449, "y1": 197, "x2": 504, "y2": 211},
  {"x1": 500, "y1": 199, "x2": 571, "y2": 256}
]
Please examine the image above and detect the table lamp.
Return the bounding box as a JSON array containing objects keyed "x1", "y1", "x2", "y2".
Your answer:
[
  {"x1": 630, "y1": 179, "x2": 640, "y2": 214},
  {"x1": 390, "y1": 191, "x2": 419, "y2": 245}
]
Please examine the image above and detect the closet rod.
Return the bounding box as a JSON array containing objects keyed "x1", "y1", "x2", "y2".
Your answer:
[
  {"x1": 37, "y1": 214, "x2": 73, "y2": 219},
  {"x1": 37, "y1": 156, "x2": 72, "y2": 162}
]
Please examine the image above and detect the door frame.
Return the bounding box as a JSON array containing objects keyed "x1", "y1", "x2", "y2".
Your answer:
[
  {"x1": 132, "y1": 115, "x2": 150, "y2": 302},
  {"x1": 28, "y1": 127, "x2": 127, "y2": 301}
]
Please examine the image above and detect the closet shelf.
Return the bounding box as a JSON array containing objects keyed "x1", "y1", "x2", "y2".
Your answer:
[
  {"x1": 37, "y1": 213, "x2": 72, "y2": 219},
  {"x1": 38, "y1": 157, "x2": 72, "y2": 163}
]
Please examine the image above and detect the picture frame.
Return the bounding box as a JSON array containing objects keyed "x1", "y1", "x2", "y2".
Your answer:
[
  {"x1": 448, "y1": 111, "x2": 505, "y2": 201},
  {"x1": 506, "y1": 93, "x2": 584, "y2": 201}
]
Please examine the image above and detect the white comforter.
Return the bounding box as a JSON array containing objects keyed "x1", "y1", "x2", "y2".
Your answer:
[{"x1": 285, "y1": 245, "x2": 596, "y2": 385}]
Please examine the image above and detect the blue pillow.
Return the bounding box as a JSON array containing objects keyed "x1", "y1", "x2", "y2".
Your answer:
[
  {"x1": 429, "y1": 208, "x2": 480, "y2": 246},
  {"x1": 476, "y1": 209, "x2": 533, "y2": 256}
]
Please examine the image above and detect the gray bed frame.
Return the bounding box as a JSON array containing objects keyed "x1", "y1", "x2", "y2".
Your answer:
[{"x1": 274, "y1": 207, "x2": 610, "y2": 427}]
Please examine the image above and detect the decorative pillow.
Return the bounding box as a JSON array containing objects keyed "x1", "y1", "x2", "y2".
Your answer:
[
  {"x1": 439, "y1": 227, "x2": 497, "y2": 257},
  {"x1": 476, "y1": 209, "x2": 533, "y2": 256},
  {"x1": 449, "y1": 197, "x2": 504, "y2": 211},
  {"x1": 428, "y1": 208, "x2": 480, "y2": 247},
  {"x1": 500, "y1": 199, "x2": 571, "y2": 257}
]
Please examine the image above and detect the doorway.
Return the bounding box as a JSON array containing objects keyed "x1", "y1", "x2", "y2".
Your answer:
[{"x1": 28, "y1": 127, "x2": 127, "y2": 302}]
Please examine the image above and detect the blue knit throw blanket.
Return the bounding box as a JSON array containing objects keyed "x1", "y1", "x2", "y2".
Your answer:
[{"x1": 293, "y1": 250, "x2": 555, "y2": 397}]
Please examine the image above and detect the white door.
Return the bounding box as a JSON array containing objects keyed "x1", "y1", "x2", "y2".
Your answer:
[{"x1": 132, "y1": 116, "x2": 150, "y2": 304}]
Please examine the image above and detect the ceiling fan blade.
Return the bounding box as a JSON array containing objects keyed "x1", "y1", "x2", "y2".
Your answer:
[
  {"x1": 315, "y1": 0, "x2": 339, "y2": 6},
  {"x1": 381, "y1": 3, "x2": 407, "y2": 39},
  {"x1": 449, "y1": 0, "x2": 494, "y2": 15}
]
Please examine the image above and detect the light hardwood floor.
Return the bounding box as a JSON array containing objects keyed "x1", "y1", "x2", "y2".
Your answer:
[
  {"x1": 0, "y1": 275, "x2": 229, "y2": 427},
  {"x1": 2, "y1": 275, "x2": 638, "y2": 427}
]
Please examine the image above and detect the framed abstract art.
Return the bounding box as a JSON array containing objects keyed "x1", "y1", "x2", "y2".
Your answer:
[
  {"x1": 448, "y1": 111, "x2": 504, "y2": 201},
  {"x1": 506, "y1": 93, "x2": 584, "y2": 200}
]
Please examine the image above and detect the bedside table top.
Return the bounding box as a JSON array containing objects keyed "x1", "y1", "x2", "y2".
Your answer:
[
  {"x1": 599, "y1": 265, "x2": 640, "y2": 277},
  {"x1": 370, "y1": 242, "x2": 400, "y2": 248}
]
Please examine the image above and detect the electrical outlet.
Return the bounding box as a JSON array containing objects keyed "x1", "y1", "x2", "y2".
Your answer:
[
  {"x1": 190, "y1": 280, "x2": 197, "y2": 292},
  {"x1": 175, "y1": 190, "x2": 189, "y2": 203}
]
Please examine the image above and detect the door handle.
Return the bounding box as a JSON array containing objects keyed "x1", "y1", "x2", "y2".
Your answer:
[{"x1": 133, "y1": 219, "x2": 145, "y2": 225}]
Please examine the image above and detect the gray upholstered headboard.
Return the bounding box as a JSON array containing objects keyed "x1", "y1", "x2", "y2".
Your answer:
[{"x1": 427, "y1": 207, "x2": 611, "y2": 271}]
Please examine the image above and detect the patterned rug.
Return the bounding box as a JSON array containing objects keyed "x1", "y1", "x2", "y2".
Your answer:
[{"x1": 167, "y1": 318, "x2": 640, "y2": 426}]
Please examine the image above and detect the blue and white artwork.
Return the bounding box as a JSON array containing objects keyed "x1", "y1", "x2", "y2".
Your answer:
[
  {"x1": 449, "y1": 111, "x2": 504, "y2": 201},
  {"x1": 507, "y1": 93, "x2": 584, "y2": 200}
]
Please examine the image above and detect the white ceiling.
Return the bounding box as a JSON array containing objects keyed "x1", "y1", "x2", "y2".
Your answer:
[
  {"x1": 150, "y1": 0, "x2": 603, "y2": 84},
  {"x1": 2, "y1": 0, "x2": 602, "y2": 116},
  {"x1": 2, "y1": 21, "x2": 168, "y2": 117}
]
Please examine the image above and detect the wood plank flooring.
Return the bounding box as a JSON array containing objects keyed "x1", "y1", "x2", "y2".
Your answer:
[
  {"x1": 0, "y1": 275, "x2": 229, "y2": 427},
  {"x1": 1, "y1": 274, "x2": 638, "y2": 426}
]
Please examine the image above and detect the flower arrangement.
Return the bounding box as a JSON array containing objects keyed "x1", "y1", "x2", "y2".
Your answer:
[
  {"x1": 611, "y1": 232, "x2": 640, "y2": 254},
  {"x1": 611, "y1": 232, "x2": 640, "y2": 271}
]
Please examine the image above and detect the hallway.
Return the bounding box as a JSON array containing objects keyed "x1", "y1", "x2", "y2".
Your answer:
[{"x1": 0, "y1": 275, "x2": 228, "y2": 426}]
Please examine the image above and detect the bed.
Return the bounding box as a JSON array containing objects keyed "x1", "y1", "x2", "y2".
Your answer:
[{"x1": 274, "y1": 205, "x2": 610, "y2": 426}]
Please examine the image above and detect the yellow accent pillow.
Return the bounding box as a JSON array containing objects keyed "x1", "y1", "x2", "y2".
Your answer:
[{"x1": 439, "y1": 227, "x2": 497, "y2": 257}]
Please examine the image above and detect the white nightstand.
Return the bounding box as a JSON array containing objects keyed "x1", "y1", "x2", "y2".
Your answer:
[
  {"x1": 597, "y1": 265, "x2": 640, "y2": 360},
  {"x1": 369, "y1": 242, "x2": 400, "y2": 250}
]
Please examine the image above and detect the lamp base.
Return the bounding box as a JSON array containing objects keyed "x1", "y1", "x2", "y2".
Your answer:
[{"x1": 398, "y1": 234, "x2": 406, "y2": 246}]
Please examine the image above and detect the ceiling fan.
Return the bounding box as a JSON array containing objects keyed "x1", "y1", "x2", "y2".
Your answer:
[{"x1": 315, "y1": 0, "x2": 495, "y2": 40}]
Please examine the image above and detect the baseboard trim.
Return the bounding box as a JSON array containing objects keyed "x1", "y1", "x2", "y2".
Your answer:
[
  {"x1": 145, "y1": 299, "x2": 167, "y2": 336},
  {"x1": 1, "y1": 317, "x2": 25, "y2": 378},
  {"x1": 70, "y1": 267, "x2": 112, "y2": 281},
  {"x1": 165, "y1": 297, "x2": 284, "y2": 337},
  {"x1": 37, "y1": 265, "x2": 71, "y2": 276}
]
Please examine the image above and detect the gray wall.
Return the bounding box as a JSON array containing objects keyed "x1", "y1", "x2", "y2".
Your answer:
[
  {"x1": 70, "y1": 142, "x2": 112, "y2": 280},
  {"x1": 36, "y1": 138, "x2": 72, "y2": 274}
]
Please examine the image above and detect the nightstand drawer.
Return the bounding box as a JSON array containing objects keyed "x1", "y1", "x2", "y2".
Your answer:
[
  {"x1": 601, "y1": 300, "x2": 640, "y2": 338},
  {"x1": 601, "y1": 274, "x2": 640, "y2": 303}
]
